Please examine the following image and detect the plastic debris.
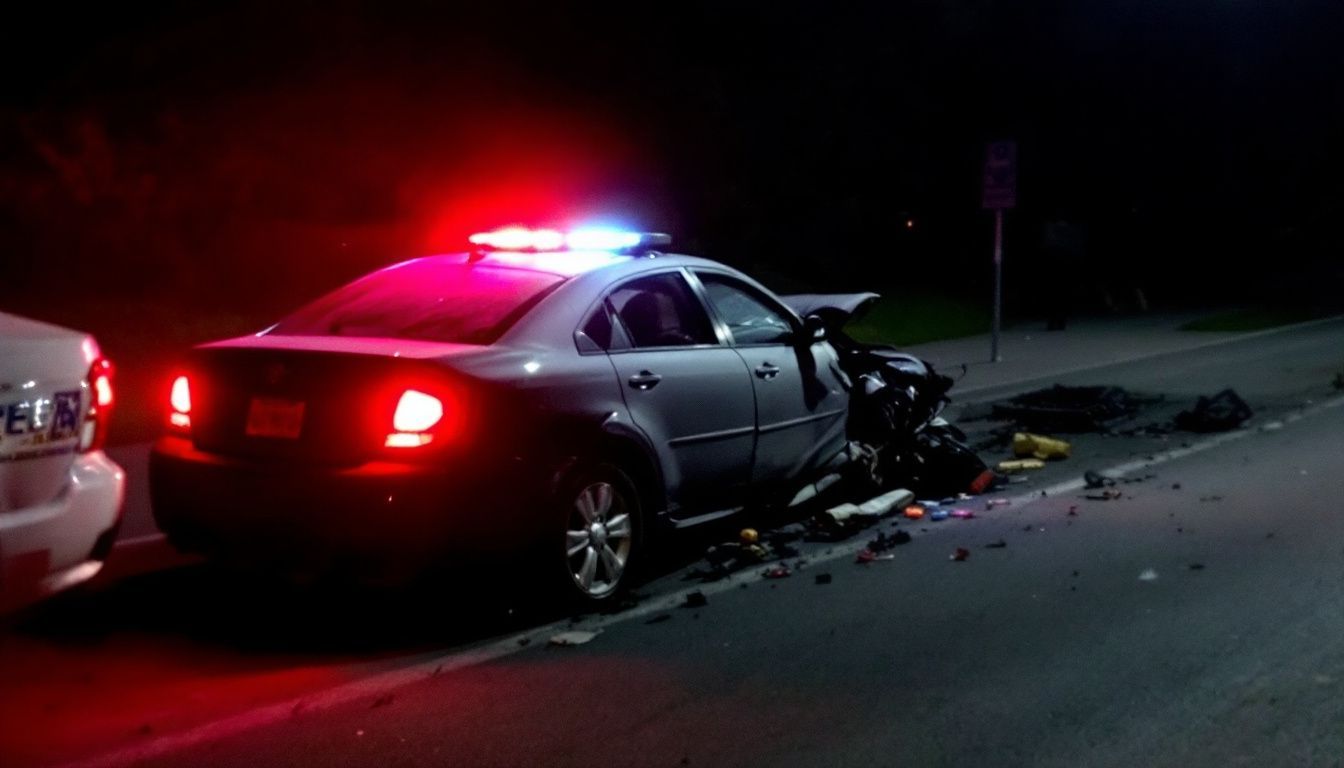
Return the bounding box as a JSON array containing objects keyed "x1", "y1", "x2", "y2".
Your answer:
[
  {"x1": 928, "y1": 508, "x2": 950, "y2": 521},
  {"x1": 855, "y1": 549, "x2": 894, "y2": 563},
  {"x1": 824, "y1": 488, "x2": 914, "y2": 524},
  {"x1": 1188, "y1": 563, "x2": 1205, "y2": 571},
  {"x1": 950, "y1": 547, "x2": 970, "y2": 562},
  {"x1": 1012, "y1": 432, "x2": 1072, "y2": 460},
  {"x1": 998, "y1": 458, "x2": 1046, "y2": 473},
  {"x1": 1138, "y1": 569, "x2": 1159, "y2": 582},
  {"x1": 550, "y1": 630, "x2": 601, "y2": 646},
  {"x1": 903, "y1": 504, "x2": 926, "y2": 519},
  {"x1": 739, "y1": 528, "x2": 759, "y2": 545},
  {"x1": 1084, "y1": 470, "x2": 1116, "y2": 489},
  {"x1": 1085, "y1": 489, "x2": 1123, "y2": 501},
  {"x1": 867, "y1": 530, "x2": 911, "y2": 552},
  {"x1": 815, "y1": 573, "x2": 833, "y2": 585},
  {"x1": 1175, "y1": 389, "x2": 1252, "y2": 432},
  {"x1": 985, "y1": 498, "x2": 1011, "y2": 510},
  {"x1": 985, "y1": 540, "x2": 1007, "y2": 549},
  {"x1": 764, "y1": 565, "x2": 792, "y2": 579},
  {"x1": 951, "y1": 508, "x2": 975, "y2": 519},
  {"x1": 683, "y1": 591, "x2": 708, "y2": 608}
]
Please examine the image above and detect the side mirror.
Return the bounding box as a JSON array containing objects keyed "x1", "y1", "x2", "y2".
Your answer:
[{"x1": 802, "y1": 314, "x2": 827, "y2": 343}]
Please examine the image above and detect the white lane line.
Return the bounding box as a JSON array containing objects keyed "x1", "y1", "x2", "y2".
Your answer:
[{"x1": 62, "y1": 393, "x2": 1344, "y2": 768}]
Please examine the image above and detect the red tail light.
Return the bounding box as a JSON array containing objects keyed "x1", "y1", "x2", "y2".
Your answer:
[
  {"x1": 386, "y1": 389, "x2": 444, "y2": 447},
  {"x1": 80, "y1": 358, "x2": 114, "y2": 453},
  {"x1": 169, "y1": 375, "x2": 192, "y2": 433}
]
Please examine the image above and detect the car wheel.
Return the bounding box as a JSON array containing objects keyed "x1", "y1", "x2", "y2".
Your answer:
[{"x1": 556, "y1": 463, "x2": 642, "y2": 605}]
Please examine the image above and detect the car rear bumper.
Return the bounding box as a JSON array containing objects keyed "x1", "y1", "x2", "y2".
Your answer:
[
  {"x1": 0, "y1": 450, "x2": 125, "y2": 611},
  {"x1": 149, "y1": 436, "x2": 546, "y2": 579}
]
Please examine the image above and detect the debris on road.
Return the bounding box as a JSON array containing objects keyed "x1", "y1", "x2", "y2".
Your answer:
[
  {"x1": 993, "y1": 385, "x2": 1144, "y2": 432},
  {"x1": 1085, "y1": 489, "x2": 1123, "y2": 501},
  {"x1": 867, "y1": 530, "x2": 911, "y2": 551},
  {"x1": 763, "y1": 565, "x2": 792, "y2": 579},
  {"x1": 855, "y1": 549, "x2": 895, "y2": 564},
  {"x1": 1174, "y1": 389, "x2": 1253, "y2": 432},
  {"x1": 815, "y1": 573, "x2": 833, "y2": 585},
  {"x1": 739, "y1": 528, "x2": 759, "y2": 545},
  {"x1": 928, "y1": 507, "x2": 950, "y2": 521},
  {"x1": 950, "y1": 547, "x2": 970, "y2": 562},
  {"x1": 985, "y1": 540, "x2": 1008, "y2": 549},
  {"x1": 903, "y1": 504, "x2": 926, "y2": 519},
  {"x1": 1138, "y1": 569, "x2": 1159, "y2": 582},
  {"x1": 985, "y1": 498, "x2": 1011, "y2": 510},
  {"x1": 1188, "y1": 563, "x2": 1206, "y2": 571},
  {"x1": 1084, "y1": 470, "x2": 1117, "y2": 489},
  {"x1": 951, "y1": 508, "x2": 975, "y2": 519},
  {"x1": 550, "y1": 630, "x2": 601, "y2": 647},
  {"x1": 823, "y1": 488, "x2": 915, "y2": 524},
  {"x1": 997, "y1": 458, "x2": 1045, "y2": 473},
  {"x1": 1012, "y1": 432, "x2": 1072, "y2": 460},
  {"x1": 683, "y1": 591, "x2": 708, "y2": 608}
]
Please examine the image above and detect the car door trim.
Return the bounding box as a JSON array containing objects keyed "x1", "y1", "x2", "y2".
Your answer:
[
  {"x1": 757, "y1": 408, "x2": 847, "y2": 435},
  {"x1": 667, "y1": 424, "x2": 757, "y2": 447}
]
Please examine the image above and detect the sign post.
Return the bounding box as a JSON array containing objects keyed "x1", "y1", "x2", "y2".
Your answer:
[{"x1": 982, "y1": 140, "x2": 1016, "y2": 363}]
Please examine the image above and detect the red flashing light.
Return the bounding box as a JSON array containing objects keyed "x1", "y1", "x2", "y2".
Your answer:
[
  {"x1": 468, "y1": 227, "x2": 669, "y2": 253},
  {"x1": 469, "y1": 227, "x2": 565, "y2": 251}
]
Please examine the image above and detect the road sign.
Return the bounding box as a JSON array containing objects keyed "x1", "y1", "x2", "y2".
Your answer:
[{"x1": 982, "y1": 140, "x2": 1017, "y2": 210}]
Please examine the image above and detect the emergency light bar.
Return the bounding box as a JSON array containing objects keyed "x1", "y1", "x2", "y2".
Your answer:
[{"x1": 468, "y1": 227, "x2": 671, "y2": 252}]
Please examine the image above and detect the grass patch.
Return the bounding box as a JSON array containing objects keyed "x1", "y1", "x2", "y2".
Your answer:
[
  {"x1": 1180, "y1": 307, "x2": 1333, "y2": 333},
  {"x1": 844, "y1": 294, "x2": 989, "y2": 346}
]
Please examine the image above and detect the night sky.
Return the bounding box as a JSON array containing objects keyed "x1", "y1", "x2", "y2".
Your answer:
[{"x1": 3, "y1": 1, "x2": 1342, "y2": 317}]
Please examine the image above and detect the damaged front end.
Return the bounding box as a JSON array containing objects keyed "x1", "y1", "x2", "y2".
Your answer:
[{"x1": 782, "y1": 293, "x2": 992, "y2": 497}]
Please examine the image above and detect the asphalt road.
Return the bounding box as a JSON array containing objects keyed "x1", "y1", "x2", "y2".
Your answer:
[{"x1": 2, "y1": 319, "x2": 1341, "y2": 767}]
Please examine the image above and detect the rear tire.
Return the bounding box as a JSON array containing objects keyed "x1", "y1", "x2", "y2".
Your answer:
[{"x1": 553, "y1": 462, "x2": 644, "y2": 607}]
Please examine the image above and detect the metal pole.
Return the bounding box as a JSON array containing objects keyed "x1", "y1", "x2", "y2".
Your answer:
[{"x1": 991, "y1": 207, "x2": 1003, "y2": 362}]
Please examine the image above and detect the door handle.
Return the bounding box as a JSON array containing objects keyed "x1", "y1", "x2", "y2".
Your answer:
[
  {"x1": 755, "y1": 363, "x2": 781, "y2": 380},
  {"x1": 627, "y1": 371, "x2": 662, "y2": 390}
]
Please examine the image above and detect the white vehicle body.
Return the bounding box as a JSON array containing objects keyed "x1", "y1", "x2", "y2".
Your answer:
[{"x1": 0, "y1": 311, "x2": 124, "y2": 611}]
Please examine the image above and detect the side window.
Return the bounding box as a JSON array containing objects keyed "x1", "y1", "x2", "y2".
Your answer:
[
  {"x1": 609, "y1": 273, "x2": 717, "y2": 349},
  {"x1": 575, "y1": 302, "x2": 614, "y2": 353},
  {"x1": 696, "y1": 273, "x2": 795, "y2": 345}
]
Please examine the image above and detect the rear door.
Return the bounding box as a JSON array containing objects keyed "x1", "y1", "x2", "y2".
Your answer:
[
  {"x1": 600, "y1": 271, "x2": 756, "y2": 514},
  {"x1": 691, "y1": 271, "x2": 849, "y2": 487}
]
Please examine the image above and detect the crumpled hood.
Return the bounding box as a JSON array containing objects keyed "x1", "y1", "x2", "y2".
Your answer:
[{"x1": 780, "y1": 293, "x2": 881, "y2": 327}]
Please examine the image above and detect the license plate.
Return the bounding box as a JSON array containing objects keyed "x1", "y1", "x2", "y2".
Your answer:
[{"x1": 245, "y1": 398, "x2": 305, "y2": 439}]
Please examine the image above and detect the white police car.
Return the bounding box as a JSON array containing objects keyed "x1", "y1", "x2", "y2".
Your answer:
[{"x1": 0, "y1": 311, "x2": 125, "y2": 611}]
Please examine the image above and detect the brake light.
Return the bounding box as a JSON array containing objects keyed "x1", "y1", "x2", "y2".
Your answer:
[
  {"x1": 169, "y1": 375, "x2": 192, "y2": 432},
  {"x1": 80, "y1": 358, "x2": 114, "y2": 453},
  {"x1": 386, "y1": 389, "x2": 444, "y2": 447}
]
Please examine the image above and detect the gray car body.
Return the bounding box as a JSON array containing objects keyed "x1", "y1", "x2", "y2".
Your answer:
[{"x1": 400, "y1": 251, "x2": 853, "y2": 525}]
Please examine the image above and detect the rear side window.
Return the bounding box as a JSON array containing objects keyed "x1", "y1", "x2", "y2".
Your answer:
[
  {"x1": 268, "y1": 258, "x2": 564, "y2": 344},
  {"x1": 608, "y1": 273, "x2": 717, "y2": 348}
]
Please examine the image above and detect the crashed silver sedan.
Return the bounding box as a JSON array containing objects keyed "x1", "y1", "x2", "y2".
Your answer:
[{"x1": 151, "y1": 228, "x2": 973, "y2": 605}]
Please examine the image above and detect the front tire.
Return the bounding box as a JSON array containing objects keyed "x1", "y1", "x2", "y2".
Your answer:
[{"x1": 556, "y1": 463, "x2": 643, "y2": 605}]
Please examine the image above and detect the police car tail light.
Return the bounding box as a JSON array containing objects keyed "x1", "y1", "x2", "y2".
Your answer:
[
  {"x1": 80, "y1": 357, "x2": 114, "y2": 453},
  {"x1": 169, "y1": 375, "x2": 192, "y2": 433},
  {"x1": 386, "y1": 389, "x2": 443, "y2": 448}
]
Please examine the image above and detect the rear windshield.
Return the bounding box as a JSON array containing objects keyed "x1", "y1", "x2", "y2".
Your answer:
[{"x1": 267, "y1": 258, "x2": 565, "y2": 344}]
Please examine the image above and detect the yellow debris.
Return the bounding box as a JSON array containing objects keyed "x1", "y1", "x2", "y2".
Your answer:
[{"x1": 1012, "y1": 432, "x2": 1072, "y2": 460}]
